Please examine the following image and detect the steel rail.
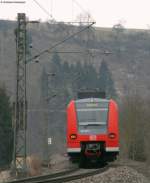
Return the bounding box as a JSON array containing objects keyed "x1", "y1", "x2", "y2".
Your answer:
[
  {"x1": 8, "y1": 163, "x2": 120, "y2": 183},
  {"x1": 35, "y1": 166, "x2": 109, "y2": 183},
  {"x1": 8, "y1": 168, "x2": 78, "y2": 183},
  {"x1": 30, "y1": 163, "x2": 121, "y2": 183}
]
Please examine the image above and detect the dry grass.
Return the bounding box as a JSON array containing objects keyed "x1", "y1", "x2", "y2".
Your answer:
[{"x1": 26, "y1": 155, "x2": 42, "y2": 176}]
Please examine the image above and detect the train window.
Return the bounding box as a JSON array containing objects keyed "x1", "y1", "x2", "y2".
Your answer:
[
  {"x1": 76, "y1": 108, "x2": 108, "y2": 134},
  {"x1": 75, "y1": 99, "x2": 109, "y2": 134},
  {"x1": 76, "y1": 108, "x2": 108, "y2": 124}
]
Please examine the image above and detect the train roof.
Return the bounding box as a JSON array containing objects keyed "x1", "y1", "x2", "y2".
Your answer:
[
  {"x1": 75, "y1": 98, "x2": 109, "y2": 103},
  {"x1": 77, "y1": 90, "x2": 106, "y2": 99}
]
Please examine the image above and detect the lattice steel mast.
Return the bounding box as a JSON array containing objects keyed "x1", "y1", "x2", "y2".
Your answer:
[{"x1": 13, "y1": 13, "x2": 27, "y2": 175}]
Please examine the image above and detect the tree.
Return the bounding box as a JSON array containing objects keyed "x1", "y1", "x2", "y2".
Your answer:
[
  {"x1": 41, "y1": 67, "x2": 48, "y2": 99},
  {"x1": 48, "y1": 52, "x2": 70, "y2": 109},
  {"x1": 77, "y1": 62, "x2": 98, "y2": 89},
  {"x1": 0, "y1": 87, "x2": 13, "y2": 167},
  {"x1": 112, "y1": 22, "x2": 125, "y2": 56},
  {"x1": 85, "y1": 63, "x2": 99, "y2": 88},
  {"x1": 112, "y1": 23, "x2": 125, "y2": 32},
  {"x1": 50, "y1": 52, "x2": 63, "y2": 87},
  {"x1": 74, "y1": 62, "x2": 85, "y2": 90},
  {"x1": 76, "y1": 12, "x2": 94, "y2": 26},
  {"x1": 120, "y1": 94, "x2": 146, "y2": 161},
  {"x1": 98, "y1": 60, "x2": 116, "y2": 98},
  {"x1": 62, "y1": 62, "x2": 75, "y2": 101}
]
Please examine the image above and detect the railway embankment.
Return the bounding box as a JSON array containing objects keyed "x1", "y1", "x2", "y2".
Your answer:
[
  {"x1": 67, "y1": 166, "x2": 149, "y2": 183},
  {"x1": 0, "y1": 158, "x2": 150, "y2": 183}
]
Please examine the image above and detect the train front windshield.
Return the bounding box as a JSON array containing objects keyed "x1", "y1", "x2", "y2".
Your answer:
[{"x1": 75, "y1": 98, "x2": 109, "y2": 134}]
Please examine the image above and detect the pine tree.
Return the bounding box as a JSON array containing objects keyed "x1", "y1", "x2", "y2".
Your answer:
[
  {"x1": 50, "y1": 52, "x2": 62, "y2": 87},
  {"x1": 41, "y1": 67, "x2": 48, "y2": 99},
  {"x1": 0, "y1": 87, "x2": 13, "y2": 167},
  {"x1": 72, "y1": 62, "x2": 99, "y2": 92},
  {"x1": 98, "y1": 60, "x2": 116, "y2": 98},
  {"x1": 74, "y1": 62, "x2": 85, "y2": 89},
  {"x1": 83, "y1": 62, "x2": 98, "y2": 89},
  {"x1": 62, "y1": 62, "x2": 70, "y2": 74},
  {"x1": 62, "y1": 61, "x2": 72, "y2": 85},
  {"x1": 49, "y1": 52, "x2": 71, "y2": 109}
]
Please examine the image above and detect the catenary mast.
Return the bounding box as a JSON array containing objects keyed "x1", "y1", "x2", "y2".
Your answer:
[{"x1": 13, "y1": 13, "x2": 27, "y2": 175}]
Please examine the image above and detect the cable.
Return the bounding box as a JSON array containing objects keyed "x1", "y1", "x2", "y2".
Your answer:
[
  {"x1": 31, "y1": 0, "x2": 94, "y2": 47},
  {"x1": 30, "y1": 45, "x2": 85, "y2": 58},
  {"x1": 50, "y1": 0, "x2": 53, "y2": 18},
  {"x1": 32, "y1": 0, "x2": 53, "y2": 19},
  {"x1": 31, "y1": 0, "x2": 78, "y2": 34},
  {"x1": 53, "y1": 21, "x2": 94, "y2": 24},
  {"x1": 32, "y1": 0, "x2": 93, "y2": 26},
  {"x1": 30, "y1": 0, "x2": 95, "y2": 63},
  {"x1": 32, "y1": 0, "x2": 89, "y2": 21},
  {"x1": 28, "y1": 22, "x2": 95, "y2": 61},
  {"x1": 73, "y1": 0, "x2": 88, "y2": 14}
]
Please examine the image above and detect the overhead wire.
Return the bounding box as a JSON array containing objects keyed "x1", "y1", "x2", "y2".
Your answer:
[
  {"x1": 71, "y1": 0, "x2": 93, "y2": 63},
  {"x1": 72, "y1": 0, "x2": 88, "y2": 14},
  {"x1": 50, "y1": 0, "x2": 53, "y2": 19},
  {"x1": 31, "y1": 0, "x2": 92, "y2": 45},
  {"x1": 31, "y1": 46, "x2": 84, "y2": 54},
  {"x1": 31, "y1": 0, "x2": 94, "y2": 25},
  {"x1": 29, "y1": 0, "x2": 95, "y2": 62},
  {"x1": 32, "y1": 0, "x2": 53, "y2": 19},
  {"x1": 28, "y1": 22, "x2": 95, "y2": 61}
]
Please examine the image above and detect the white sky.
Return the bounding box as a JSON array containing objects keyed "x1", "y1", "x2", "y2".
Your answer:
[{"x1": 0, "y1": 0, "x2": 150, "y2": 29}]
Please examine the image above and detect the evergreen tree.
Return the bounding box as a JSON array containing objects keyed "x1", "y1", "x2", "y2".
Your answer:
[
  {"x1": 74, "y1": 62, "x2": 85, "y2": 89},
  {"x1": 62, "y1": 62, "x2": 75, "y2": 100},
  {"x1": 72, "y1": 62, "x2": 99, "y2": 92},
  {"x1": 82, "y1": 62, "x2": 98, "y2": 89},
  {"x1": 50, "y1": 52, "x2": 62, "y2": 87},
  {"x1": 41, "y1": 67, "x2": 48, "y2": 99},
  {"x1": 62, "y1": 62, "x2": 71, "y2": 84},
  {"x1": 49, "y1": 52, "x2": 71, "y2": 109},
  {"x1": 62, "y1": 62, "x2": 70, "y2": 74},
  {"x1": 98, "y1": 60, "x2": 116, "y2": 98},
  {"x1": 0, "y1": 87, "x2": 13, "y2": 167}
]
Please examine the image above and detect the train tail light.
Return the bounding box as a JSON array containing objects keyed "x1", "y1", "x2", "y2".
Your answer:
[
  {"x1": 70, "y1": 134, "x2": 77, "y2": 140},
  {"x1": 108, "y1": 133, "x2": 116, "y2": 139}
]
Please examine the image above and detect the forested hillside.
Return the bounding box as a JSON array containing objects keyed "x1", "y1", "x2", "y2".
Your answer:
[
  {"x1": 0, "y1": 20, "x2": 150, "y2": 163},
  {"x1": 0, "y1": 87, "x2": 13, "y2": 167}
]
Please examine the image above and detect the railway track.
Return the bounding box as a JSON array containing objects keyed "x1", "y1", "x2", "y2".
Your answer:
[
  {"x1": 8, "y1": 168, "x2": 78, "y2": 183},
  {"x1": 8, "y1": 164, "x2": 118, "y2": 183},
  {"x1": 40, "y1": 166, "x2": 109, "y2": 183}
]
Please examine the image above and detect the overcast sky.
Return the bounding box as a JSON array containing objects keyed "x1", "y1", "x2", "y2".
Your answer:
[{"x1": 0, "y1": 0, "x2": 150, "y2": 29}]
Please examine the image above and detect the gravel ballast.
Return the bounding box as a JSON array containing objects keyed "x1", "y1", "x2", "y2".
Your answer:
[{"x1": 68, "y1": 166, "x2": 149, "y2": 183}]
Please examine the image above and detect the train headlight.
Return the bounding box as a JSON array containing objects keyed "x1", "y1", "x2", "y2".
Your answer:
[
  {"x1": 108, "y1": 133, "x2": 116, "y2": 139},
  {"x1": 70, "y1": 134, "x2": 77, "y2": 140}
]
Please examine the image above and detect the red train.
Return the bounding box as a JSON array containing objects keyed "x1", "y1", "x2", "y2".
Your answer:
[{"x1": 66, "y1": 91, "x2": 119, "y2": 167}]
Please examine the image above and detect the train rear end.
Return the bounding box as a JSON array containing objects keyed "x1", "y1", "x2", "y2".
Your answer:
[{"x1": 66, "y1": 97, "x2": 119, "y2": 167}]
